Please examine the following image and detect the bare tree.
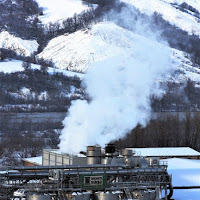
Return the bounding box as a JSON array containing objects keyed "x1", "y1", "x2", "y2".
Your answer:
[{"x1": 22, "y1": 61, "x2": 31, "y2": 71}]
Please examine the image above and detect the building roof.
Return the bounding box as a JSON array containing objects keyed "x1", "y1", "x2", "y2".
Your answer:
[
  {"x1": 22, "y1": 156, "x2": 42, "y2": 166},
  {"x1": 128, "y1": 147, "x2": 200, "y2": 157}
]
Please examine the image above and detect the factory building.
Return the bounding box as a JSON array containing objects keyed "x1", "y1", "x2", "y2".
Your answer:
[
  {"x1": 5, "y1": 144, "x2": 173, "y2": 200},
  {"x1": 22, "y1": 146, "x2": 200, "y2": 167}
]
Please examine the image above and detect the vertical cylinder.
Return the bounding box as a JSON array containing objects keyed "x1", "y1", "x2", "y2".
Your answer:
[{"x1": 87, "y1": 146, "x2": 101, "y2": 165}]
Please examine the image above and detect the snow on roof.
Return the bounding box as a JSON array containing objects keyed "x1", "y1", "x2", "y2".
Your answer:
[
  {"x1": 128, "y1": 147, "x2": 200, "y2": 157},
  {"x1": 22, "y1": 156, "x2": 42, "y2": 166}
]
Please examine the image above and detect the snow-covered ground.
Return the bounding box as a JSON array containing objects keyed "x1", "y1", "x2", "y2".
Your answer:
[
  {"x1": 0, "y1": 31, "x2": 38, "y2": 57},
  {"x1": 163, "y1": 158, "x2": 200, "y2": 200},
  {"x1": 0, "y1": 59, "x2": 84, "y2": 78},
  {"x1": 172, "y1": 189, "x2": 200, "y2": 200},
  {"x1": 36, "y1": 0, "x2": 95, "y2": 24},
  {"x1": 121, "y1": 0, "x2": 200, "y2": 36},
  {"x1": 165, "y1": 158, "x2": 200, "y2": 186}
]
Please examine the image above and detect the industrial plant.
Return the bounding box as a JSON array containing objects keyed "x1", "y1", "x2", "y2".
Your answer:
[{"x1": 0, "y1": 144, "x2": 173, "y2": 200}]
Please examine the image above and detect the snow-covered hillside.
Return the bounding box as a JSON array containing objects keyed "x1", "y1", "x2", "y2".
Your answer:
[
  {"x1": 38, "y1": 22, "x2": 139, "y2": 72},
  {"x1": 121, "y1": 0, "x2": 200, "y2": 36},
  {"x1": 37, "y1": 21, "x2": 200, "y2": 85},
  {"x1": 36, "y1": 0, "x2": 96, "y2": 24},
  {"x1": 0, "y1": 31, "x2": 38, "y2": 57}
]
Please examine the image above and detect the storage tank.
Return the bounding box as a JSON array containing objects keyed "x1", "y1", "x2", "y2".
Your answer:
[
  {"x1": 102, "y1": 157, "x2": 112, "y2": 164},
  {"x1": 26, "y1": 193, "x2": 51, "y2": 200},
  {"x1": 95, "y1": 192, "x2": 119, "y2": 200},
  {"x1": 87, "y1": 146, "x2": 101, "y2": 165}
]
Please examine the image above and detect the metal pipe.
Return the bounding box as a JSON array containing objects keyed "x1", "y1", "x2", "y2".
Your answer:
[
  {"x1": 172, "y1": 186, "x2": 200, "y2": 189},
  {"x1": 11, "y1": 164, "x2": 126, "y2": 171},
  {"x1": 167, "y1": 183, "x2": 173, "y2": 200},
  {"x1": 3, "y1": 167, "x2": 168, "y2": 179}
]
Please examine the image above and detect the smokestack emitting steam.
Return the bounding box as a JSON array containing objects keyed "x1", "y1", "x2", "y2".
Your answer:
[{"x1": 59, "y1": 18, "x2": 173, "y2": 154}]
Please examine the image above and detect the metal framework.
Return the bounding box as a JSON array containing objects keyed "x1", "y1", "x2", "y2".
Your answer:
[{"x1": 0, "y1": 164, "x2": 172, "y2": 200}]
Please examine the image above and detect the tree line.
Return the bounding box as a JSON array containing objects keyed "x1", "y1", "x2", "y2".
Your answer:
[
  {"x1": 115, "y1": 112, "x2": 200, "y2": 152},
  {"x1": 0, "y1": 115, "x2": 62, "y2": 165}
]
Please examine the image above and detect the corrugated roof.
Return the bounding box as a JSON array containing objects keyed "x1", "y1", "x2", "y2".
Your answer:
[{"x1": 128, "y1": 147, "x2": 200, "y2": 157}]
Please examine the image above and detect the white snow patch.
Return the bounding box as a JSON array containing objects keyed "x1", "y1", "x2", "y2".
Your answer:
[
  {"x1": 20, "y1": 87, "x2": 31, "y2": 98},
  {"x1": 22, "y1": 156, "x2": 42, "y2": 165},
  {"x1": 0, "y1": 31, "x2": 39, "y2": 56},
  {"x1": 0, "y1": 59, "x2": 84, "y2": 78},
  {"x1": 36, "y1": 0, "x2": 94, "y2": 24},
  {"x1": 38, "y1": 91, "x2": 48, "y2": 100}
]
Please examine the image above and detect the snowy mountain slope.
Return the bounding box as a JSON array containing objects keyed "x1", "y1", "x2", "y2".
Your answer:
[
  {"x1": 36, "y1": 0, "x2": 96, "y2": 24},
  {"x1": 0, "y1": 31, "x2": 39, "y2": 57},
  {"x1": 121, "y1": 0, "x2": 200, "y2": 36},
  {"x1": 169, "y1": 49, "x2": 200, "y2": 85},
  {"x1": 37, "y1": 21, "x2": 200, "y2": 85},
  {"x1": 165, "y1": 0, "x2": 200, "y2": 12},
  {"x1": 37, "y1": 22, "x2": 135, "y2": 72}
]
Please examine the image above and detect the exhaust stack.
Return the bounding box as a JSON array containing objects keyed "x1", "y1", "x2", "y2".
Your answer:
[{"x1": 87, "y1": 145, "x2": 101, "y2": 165}]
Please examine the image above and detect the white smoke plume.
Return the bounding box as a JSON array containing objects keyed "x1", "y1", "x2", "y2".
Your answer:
[{"x1": 59, "y1": 7, "x2": 173, "y2": 154}]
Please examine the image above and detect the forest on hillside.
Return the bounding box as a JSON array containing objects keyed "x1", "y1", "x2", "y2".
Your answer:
[{"x1": 0, "y1": 68, "x2": 84, "y2": 112}]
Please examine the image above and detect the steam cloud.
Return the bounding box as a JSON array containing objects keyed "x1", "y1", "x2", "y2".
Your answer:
[{"x1": 59, "y1": 6, "x2": 173, "y2": 154}]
